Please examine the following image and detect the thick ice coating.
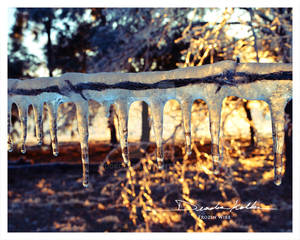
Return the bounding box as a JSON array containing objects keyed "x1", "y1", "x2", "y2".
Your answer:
[{"x1": 7, "y1": 60, "x2": 292, "y2": 187}]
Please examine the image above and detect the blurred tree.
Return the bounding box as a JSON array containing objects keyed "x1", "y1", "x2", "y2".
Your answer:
[
  {"x1": 8, "y1": 10, "x2": 40, "y2": 78},
  {"x1": 52, "y1": 8, "x2": 192, "y2": 143},
  {"x1": 11, "y1": 8, "x2": 88, "y2": 76},
  {"x1": 8, "y1": 8, "x2": 194, "y2": 144},
  {"x1": 175, "y1": 8, "x2": 292, "y2": 149},
  {"x1": 51, "y1": 8, "x2": 101, "y2": 73},
  {"x1": 86, "y1": 8, "x2": 192, "y2": 143},
  {"x1": 17, "y1": 8, "x2": 56, "y2": 77}
]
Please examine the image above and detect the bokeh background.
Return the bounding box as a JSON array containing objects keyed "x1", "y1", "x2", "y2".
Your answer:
[{"x1": 8, "y1": 8, "x2": 292, "y2": 232}]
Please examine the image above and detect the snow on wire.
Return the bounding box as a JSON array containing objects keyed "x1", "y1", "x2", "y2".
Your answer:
[{"x1": 7, "y1": 60, "x2": 292, "y2": 188}]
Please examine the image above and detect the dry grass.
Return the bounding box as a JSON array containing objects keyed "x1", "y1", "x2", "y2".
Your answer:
[{"x1": 8, "y1": 135, "x2": 291, "y2": 232}]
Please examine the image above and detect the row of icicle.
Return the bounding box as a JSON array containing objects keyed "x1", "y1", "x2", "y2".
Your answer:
[
  {"x1": 8, "y1": 94, "x2": 289, "y2": 188},
  {"x1": 8, "y1": 61, "x2": 292, "y2": 188}
]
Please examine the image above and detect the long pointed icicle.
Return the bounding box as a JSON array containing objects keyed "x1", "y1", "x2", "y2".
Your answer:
[
  {"x1": 115, "y1": 100, "x2": 129, "y2": 165},
  {"x1": 269, "y1": 97, "x2": 288, "y2": 186},
  {"x1": 17, "y1": 103, "x2": 28, "y2": 154},
  {"x1": 32, "y1": 103, "x2": 44, "y2": 146},
  {"x1": 150, "y1": 101, "x2": 164, "y2": 170},
  {"x1": 207, "y1": 99, "x2": 222, "y2": 174},
  {"x1": 181, "y1": 99, "x2": 193, "y2": 156},
  {"x1": 8, "y1": 101, "x2": 13, "y2": 152},
  {"x1": 46, "y1": 102, "x2": 59, "y2": 157},
  {"x1": 76, "y1": 102, "x2": 90, "y2": 188}
]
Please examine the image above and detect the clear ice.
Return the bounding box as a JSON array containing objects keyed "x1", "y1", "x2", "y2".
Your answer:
[
  {"x1": 206, "y1": 98, "x2": 223, "y2": 174},
  {"x1": 46, "y1": 101, "x2": 59, "y2": 157},
  {"x1": 7, "y1": 60, "x2": 292, "y2": 186},
  {"x1": 17, "y1": 103, "x2": 28, "y2": 154},
  {"x1": 150, "y1": 101, "x2": 165, "y2": 169},
  {"x1": 115, "y1": 100, "x2": 129, "y2": 165},
  {"x1": 32, "y1": 103, "x2": 44, "y2": 145},
  {"x1": 268, "y1": 93, "x2": 291, "y2": 186},
  {"x1": 7, "y1": 101, "x2": 13, "y2": 152},
  {"x1": 76, "y1": 102, "x2": 90, "y2": 188},
  {"x1": 181, "y1": 99, "x2": 193, "y2": 156}
]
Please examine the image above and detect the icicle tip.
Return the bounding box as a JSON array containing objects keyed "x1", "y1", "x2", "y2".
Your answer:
[
  {"x1": 274, "y1": 176, "x2": 282, "y2": 186},
  {"x1": 82, "y1": 162, "x2": 89, "y2": 188},
  {"x1": 186, "y1": 149, "x2": 192, "y2": 156},
  {"x1": 122, "y1": 153, "x2": 129, "y2": 165},
  {"x1": 21, "y1": 144, "x2": 26, "y2": 154},
  {"x1": 8, "y1": 142, "x2": 13, "y2": 152},
  {"x1": 157, "y1": 157, "x2": 164, "y2": 170},
  {"x1": 274, "y1": 152, "x2": 283, "y2": 186},
  {"x1": 52, "y1": 150, "x2": 59, "y2": 157}
]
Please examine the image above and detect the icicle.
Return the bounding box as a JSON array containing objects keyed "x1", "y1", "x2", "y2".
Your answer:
[
  {"x1": 46, "y1": 101, "x2": 59, "y2": 157},
  {"x1": 7, "y1": 101, "x2": 13, "y2": 152},
  {"x1": 115, "y1": 100, "x2": 129, "y2": 165},
  {"x1": 32, "y1": 103, "x2": 44, "y2": 146},
  {"x1": 181, "y1": 99, "x2": 193, "y2": 156},
  {"x1": 269, "y1": 96, "x2": 289, "y2": 186},
  {"x1": 150, "y1": 101, "x2": 164, "y2": 169},
  {"x1": 207, "y1": 99, "x2": 223, "y2": 174},
  {"x1": 76, "y1": 102, "x2": 90, "y2": 188},
  {"x1": 17, "y1": 103, "x2": 28, "y2": 154}
]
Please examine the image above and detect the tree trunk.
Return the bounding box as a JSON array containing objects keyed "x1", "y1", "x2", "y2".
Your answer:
[
  {"x1": 140, "y1": 101, "x2": 150, "y2": 142},
  {"x1": 82, "y1": 50, "x2": 87, "y2": 73},
  {"x1": 282, "y1": 100, "x2": 292, "y2": 188},
  {"x1": 108, "y1": 105, "x2": 118, "y2": 144},
  {"x1": 45, "y1": 17, "x2": 53, "y2": 77},
  {"x1": 243, "y1": 101, "x2": 255, "y2": 147}
]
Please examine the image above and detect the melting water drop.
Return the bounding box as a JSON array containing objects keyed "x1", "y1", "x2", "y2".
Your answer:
[
  {"x1": 46, "y1": 101, "x2": 59, "y2": 157},
  {"x1": 32, "y1": 103, "x2": 44, "y2": 146},
  {"x1": 150, "y1": 101, "x2": 164, "y2": 169},
  {"x1": 181, "y1": 99, "x2": 192, "y2": 156},
  {"x1": 269, "y1": 96, "x2": 289, "y2": 186},
  {"x1": 8, "y1": 102, "x2": 13, "y2": 152},
  {"x1": 207, "y1": 99, "x2": 223, "y2": 174},
  {"x1": 17, "y1": 103, "x2": 28, "y2": 154},
  {"x1": 76, "y1": 102, "x2": 90, "y2": 188},
  {"x1": 115, "y1": 100, "x2": 129, "y2": 165}
]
